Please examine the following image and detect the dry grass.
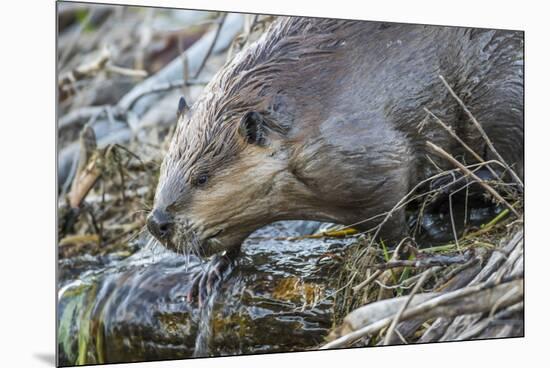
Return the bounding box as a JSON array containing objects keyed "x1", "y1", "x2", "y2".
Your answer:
[{"x1": 322, "y1": 76, "x2": 523, "y2": 348}]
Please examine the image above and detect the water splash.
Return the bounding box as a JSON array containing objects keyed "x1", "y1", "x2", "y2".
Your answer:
[
  {"x1": 56, "y1": 221, "x2": 355, "y2": 364},
  {"x1": 192, "y1": 257, "x2": 234, "y2": 357}
]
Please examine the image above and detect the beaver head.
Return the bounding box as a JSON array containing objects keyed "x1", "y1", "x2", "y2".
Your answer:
[
  {"x1": 145, "y1": 27, "x2": 326, "y2": 256},
  {"x1": 147, "y1": 18, "x2": 419, "y2": 257},
  {"x1": 147, "y1": 82, "x2": 305, "y2": 256}
]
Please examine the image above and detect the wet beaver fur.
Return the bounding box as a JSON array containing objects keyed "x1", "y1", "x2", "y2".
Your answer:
[{"x1": 147, "y1": 17, "x2": 523, "y2": 258}]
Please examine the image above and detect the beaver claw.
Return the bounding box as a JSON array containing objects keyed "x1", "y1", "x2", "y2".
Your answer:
[{"x1": 186, "y1": 252, "x2": 236, "y2": 307}]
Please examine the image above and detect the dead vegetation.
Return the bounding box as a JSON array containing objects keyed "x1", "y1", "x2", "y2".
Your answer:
[
  {"x1": 57, "y1": 3, "x2": 523, "y2": 350},
  {"x1": 322, "y1": 77, "x2": 524, "y2": 348}
]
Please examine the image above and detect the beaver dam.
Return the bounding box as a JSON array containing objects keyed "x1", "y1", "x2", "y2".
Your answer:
[{"x1": 57, "y1": 4, "x2": 524, "y2": 365}]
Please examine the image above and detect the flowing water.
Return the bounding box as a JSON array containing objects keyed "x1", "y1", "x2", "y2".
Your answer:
[
  {"x1": 57, "y1": 203, "x2": 502, "y2": 365},
  {"x1": 57, "y1": 221, "x2": 352, "y2": 365}
]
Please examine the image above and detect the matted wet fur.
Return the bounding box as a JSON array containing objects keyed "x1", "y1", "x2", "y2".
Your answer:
[{"x1": 148, "y1": 17, "x2": 523, "y2": 257}]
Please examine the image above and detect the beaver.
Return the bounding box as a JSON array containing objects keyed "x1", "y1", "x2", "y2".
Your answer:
[{"x1": 147, "y1": 17, "x2": 523, "y2": 258}]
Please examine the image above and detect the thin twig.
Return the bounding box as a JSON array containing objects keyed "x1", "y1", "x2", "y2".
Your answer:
[
  {"x1": 125, "y1": 79, "x2": 209, "y2": 111},
  {"x1": 448, "y1": 193, "x2": 459, "y2": 248},
  {"x1": 193, "y1": 13, "x2": 227, "y2": 79},
  {"x1": 402, "y1": 266, "x2": 443, "y2": 288},
  {"x1": 426, "y1": 141, "x2": 519, "y2": 217},
  {"x1": 438, "y1": 75, "x2": 523, "y2": 189},
  {"x1": 321, "y1": 276, "x2": 522, "y2": 349},
  {"x1": 383, "y1": 268, "x2": 433, "y2": 345},
  {"x1": 424, "y1": 108, "x2": 503, "y2": 183},
  {"x1": 352, "y1": 270, "x2": 382, "y2": 294},
  {"x1": 433, "y1": 255, "x2": 482, "y2": 290},
  {"x1": 58, "y1": 105, "x2": 108, "y2": 129},
  {"x1": 352, "y1": 238, "x2": 410, "y2": 293},
  {"x1": 368, "y1": 253, "x2": 471, "y2": 271}
]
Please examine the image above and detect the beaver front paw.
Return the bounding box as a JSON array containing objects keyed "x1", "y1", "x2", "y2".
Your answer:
[{"x1": 186, "y1": 251, "x2": 238, "y2": 306}]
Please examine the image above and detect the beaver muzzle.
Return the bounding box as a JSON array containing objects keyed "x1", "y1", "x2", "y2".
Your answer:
[{"x1": 146, "y1": 209, "x2": 174, "y2": 242}]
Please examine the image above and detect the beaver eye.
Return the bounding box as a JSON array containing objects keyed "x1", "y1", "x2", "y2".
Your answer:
[{"x1": 196, "y1": 174, "x2": 208, "y2": 186}]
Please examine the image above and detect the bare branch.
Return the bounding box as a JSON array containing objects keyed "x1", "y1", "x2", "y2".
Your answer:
[
  {"x1": 424, "y1": 107, "x2": 503, "y2": 184},
  {"x1": 368, "y1": 253, "x2": 472, "y2": 271},
  {"x1": 438, "y1": 75, "x2": 523, "y2": 189},
  {"x1": 426, "y1": 141, "x2": 519, "y2": 217},
  {"x1": 193, "y1": 13, "x2": 227, "y2": 79}
]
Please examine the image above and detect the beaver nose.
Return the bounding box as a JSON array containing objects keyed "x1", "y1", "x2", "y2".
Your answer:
[{"x1": 147, "y1": 209, "x2": 173, "y2": 240}]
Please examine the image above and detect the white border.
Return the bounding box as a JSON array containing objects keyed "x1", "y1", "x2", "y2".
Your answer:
[{"x1": 1, "y1": 0, "x2": 547, "y2": 367}]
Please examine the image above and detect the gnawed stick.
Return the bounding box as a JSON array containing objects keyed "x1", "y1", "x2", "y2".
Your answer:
[
  {"x1": 105, "y1": 63, "x2": 147, "y2": 78},
  {"x1": 426, "y1": 141, "x2": 519, "y2": 217},
  {"x1": 125, "y1": 78, "x2": 209, "y2": 111},
  {"x1": 456, "y1": 301, "x2": 523, "y2": 340},
  {"x1": 59, "y1": 233, "x2": 100, "y2": 247},
  {"x1": 68, "y1": 126, "x2": 100, "y2": 209},
  {"x1": 328, "y1": 292, "x2": 438, "y2": 339}
]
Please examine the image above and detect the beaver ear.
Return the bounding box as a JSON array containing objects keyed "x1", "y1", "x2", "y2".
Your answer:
[
  {"x1": 176, "y1": 96, "x2": 189, "y2": 119},
  {"x1": 238, "y1": 111, "x2": 267, "y2": 146}
]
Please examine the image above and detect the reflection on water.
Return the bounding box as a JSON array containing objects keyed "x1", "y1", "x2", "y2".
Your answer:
[
  {"x1": 57, "y1": 221, "x2": 351, "y2": 365},
  {"x1": 58, "y1": 203, "x2": 501, "y2": 365}
]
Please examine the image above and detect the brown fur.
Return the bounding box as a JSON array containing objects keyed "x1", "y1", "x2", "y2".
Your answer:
[{"x1": 150, "y1": 17, "x2": 523, "y2": 257}]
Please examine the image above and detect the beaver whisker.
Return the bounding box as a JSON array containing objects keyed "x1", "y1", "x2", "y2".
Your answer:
[
  {"x1": 172, "y1": 224, "x2": 205, "y2": 270},
  {"x1": 189, "y1": 232, "x2": 208, "y2": 271},
  {"x1": 176, "y1": 229, "x2": 188, "y2": 265},
  {"x1": 144, "y1": 235, "x2": 154, "y2": 250},
  {"x1": 147, "y1": 237, "x2": 162, "y2": 262},
  {"x1": 146, "y1": 234, "x2": 160, "y2": 254},
  {"x1": 184, "y1": 252, "x2": 192, "y2": 272},
  {"x1": 182, "y1": 232, "x2": 192, "y2": 271},
  {"x1": 124, "y1": 225, "x2": 148, "y2": 245}
]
